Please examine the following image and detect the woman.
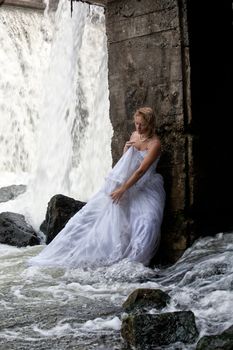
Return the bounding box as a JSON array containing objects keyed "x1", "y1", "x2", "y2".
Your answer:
[{"x1": 28, "y1": 107, "x2": 165, "y2": 268}]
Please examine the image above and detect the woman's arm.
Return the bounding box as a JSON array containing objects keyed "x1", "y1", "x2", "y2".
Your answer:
[
  {"x1": 123, "y1": 132, "x2": 137, "y2": 153},
  {"x1": 110, "y1": 139, "x2": 161, "y2": 203}
]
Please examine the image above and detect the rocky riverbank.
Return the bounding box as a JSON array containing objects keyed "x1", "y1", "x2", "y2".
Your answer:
[{"x1": 1, "y1": 193, "x2": 232, "y2": 349}]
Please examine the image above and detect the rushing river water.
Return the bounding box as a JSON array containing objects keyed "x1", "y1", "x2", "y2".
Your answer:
[{"x1": 0, "y1": 232, "x2": 232, "y2": 349}]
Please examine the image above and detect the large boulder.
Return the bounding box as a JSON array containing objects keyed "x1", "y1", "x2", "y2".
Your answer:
[
  {"x1": 40, "y1": 194, "x2": 86, "y2": 244},
  {"x1": 121, "y1": 310, "x2": 199, "y2": 349},
  {"x1": 0, "y1": 212, "x2": 39, "y2": 247},
  {"x1": 196, "y1": 325, "x2": 233, "y2": 350},
  {"x1": 123, "y1": 288, "x2": 170, "y2": 313}
]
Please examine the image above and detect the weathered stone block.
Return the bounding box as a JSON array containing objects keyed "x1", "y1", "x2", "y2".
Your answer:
[
  {"x1": 108, "y1": 40, "x2": 182, "y2": 81},
  {"x1": 107, "y1": 6, "x2": 179, "y2": 42},
  {"x1": 1, "y1": 0, "x2": 45, "y2": 10},
  {"x1": 106, "y1": 0, "x2": 177, "y2": 22},
  {"x1": 121, "y1": 310, "x2": 199, "y2": 348}
]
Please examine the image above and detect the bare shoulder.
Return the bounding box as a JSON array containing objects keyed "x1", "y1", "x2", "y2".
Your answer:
[{"x1": 148, "y1": 135, "x2": 161, "y2": 151}]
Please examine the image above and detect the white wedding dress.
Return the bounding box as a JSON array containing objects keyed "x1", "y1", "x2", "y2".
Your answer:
[{"x1": 28, "y1": 146, "x2": 165, "y2": 268}]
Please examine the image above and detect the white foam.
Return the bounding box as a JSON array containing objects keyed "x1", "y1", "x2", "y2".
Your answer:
[
  {"x1": 81, "y1": 316, "x2": 121, "y2": 331},
  {"x1": 33, "y1": 322, "x2": 73, "y2": 337}
]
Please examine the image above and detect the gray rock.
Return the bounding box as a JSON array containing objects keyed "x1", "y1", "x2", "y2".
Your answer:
[
  {"x1": 0, "y1": 184, "x2": 26, "y2": 203},
  {"x1": 122, "y1": 288, "x2": 170, "y2": 313},
  {"x1": 40, "y1": 194, "x2": 86, "y2": 244},
  {"x1": 121, "y1": 310, "x2": 199, "y2": 349},
  {"x1": 0, "y1": 212, "x2": 39, "y2": 247},
  {"x1": 196, "y1": 325, "x2": 233, "y2": 350}
]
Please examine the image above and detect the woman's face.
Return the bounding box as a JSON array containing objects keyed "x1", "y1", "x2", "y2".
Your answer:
[{"x1": 134, "y1": 115, "x2": 148, "y2": 135}]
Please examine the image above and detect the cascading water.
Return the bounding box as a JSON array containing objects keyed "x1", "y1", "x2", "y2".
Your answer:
[
  {"x1": 0, "y1": 0, "x2": 112, "y2": 229},
  {"x1": 0, "y1": 5, "x2": 52, "y2": 180},
  {"x1": 0, "y1": 1, "x2": 232, "y2": 350}
]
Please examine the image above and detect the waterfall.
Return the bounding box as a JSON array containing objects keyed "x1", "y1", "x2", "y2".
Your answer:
[
  {"x1": 0, "y1": 5, "x2": 52, "y2": 176},
  {"x1": 0, "y1": 0, "x2": 113, "y2": 230}
]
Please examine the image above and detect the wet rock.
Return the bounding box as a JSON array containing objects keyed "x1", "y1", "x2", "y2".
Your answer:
[
  {"x1": 0, "y1": 212, "x2": 39, "y2": 247},
  {"x1": 196, "y1": 325, "x2": 233, "y2": 350},
  {"x1": 40, "y1": 194, "x2": 86, "y2": 244},
  {"x1": 121, "y1": 310, "x2": 199, "y2": 349},
  {"x1": 0, "y1": 184, "x2": 26, "y2": 203},
  {"x1": 122, "y1": 288, "x2": 170, "y2": 313}
]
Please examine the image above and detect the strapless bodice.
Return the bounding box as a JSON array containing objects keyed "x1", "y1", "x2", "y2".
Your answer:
[
  {"x1": 135, "y1": 147, "x2": 160, "y2": 171},
  {"x1": 103, "y1": 146, "x2": 161, "y2": 194}
]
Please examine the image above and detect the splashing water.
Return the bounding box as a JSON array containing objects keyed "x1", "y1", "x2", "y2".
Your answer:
[
  {"x1": 0, "y1": 232, "x2": 232, "y2": 349},
  {"x1": 0, "y1": 5, "x2": 52, "y2": 175},
  {"x1": 1, "y1": 2, "x2": 232, "y2": 350},
  {"x1": 0, "y1": 0, "x2": 112, "y2": 229}
]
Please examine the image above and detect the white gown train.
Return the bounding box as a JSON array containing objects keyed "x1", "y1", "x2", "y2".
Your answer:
[{"x1": 28, "y1": 147, "x2": 165, "y2": 268}]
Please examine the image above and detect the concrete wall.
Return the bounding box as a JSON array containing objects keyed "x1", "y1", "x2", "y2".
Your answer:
[
  {"x1": 1, "y1": 0, "x2": 45, "y2": 10},
  {"x1": 104, "y1": 0, "x2": 192, "y2": 263}
]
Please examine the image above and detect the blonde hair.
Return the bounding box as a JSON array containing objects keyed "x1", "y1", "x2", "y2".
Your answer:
[{"x1": 133, "y1": 107, "x2": 156, "y2": 137}]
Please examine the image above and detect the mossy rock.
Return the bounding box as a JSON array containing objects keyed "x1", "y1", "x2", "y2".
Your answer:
[
  {"x1": 196, "y1": 325, "x2": 233, "y2": 350},
  {"x1": 121, "y1": 310, "x2": 199, "y2": 349},
  {"x1": 122, "y1": 288, "x2": 170, "y2": 313}
]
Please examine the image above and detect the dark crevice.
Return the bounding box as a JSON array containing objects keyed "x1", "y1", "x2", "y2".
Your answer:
[{"x1": 186, "y1": 0, "x2": 233, "y2": 235}]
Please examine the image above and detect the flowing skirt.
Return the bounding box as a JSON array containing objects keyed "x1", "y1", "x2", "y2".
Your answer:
[{"x1": 28, "y1": 147, "x2": 165, "y2": 268}]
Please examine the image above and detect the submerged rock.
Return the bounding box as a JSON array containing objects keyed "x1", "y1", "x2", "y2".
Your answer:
[
  {"x1": 0, "y1": 184, "x2": 26, "y2": 203},
  {"x1": 121, "y1": 310, "x2": 199, "y2": 349},
  {"x1": 122, "y1": 288, "x2": 171, "y2": 312},
  {"x1": 0, "y1": 212, "x2": 39, "y2": 247},
  {"x1": 196, "y1": 325, "x2": 233, "y2": 350},
  {"x1": 40, "y1": 194, "x2": 86, "y2": 244}
]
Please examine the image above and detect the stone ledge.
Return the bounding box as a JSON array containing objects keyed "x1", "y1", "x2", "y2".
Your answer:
[
  {"x1": 107, "y1": 7, "x2": 179, "y2": 43},
  {"x1": 106, "y1": 0, "x2": 177, "y2": 21},
  {"x1": 0, "y1": 0, "x2": 45, "y2": 10},
  {"x1": 69, "y1": 0, "x2": 108, "y2": 7}
]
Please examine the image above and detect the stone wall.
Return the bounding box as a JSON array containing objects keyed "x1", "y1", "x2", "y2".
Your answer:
[
  {"x1": 105, "y1": 0, "x2": 193, "y2": 263},
  {"x1": 1, "y1": 0, "x2": 45, "y2": 10}
]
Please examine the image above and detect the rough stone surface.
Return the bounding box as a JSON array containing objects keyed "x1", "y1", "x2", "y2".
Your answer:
[
  {"x1": 0, "y1": 185, "x2": 26, "y2": 203},
  {"x1": 122, "y1": 288, "x2": 170, "y2": 312},
  {"x1": 196, "y1": 325, "x2": 233, "y2": 350},
  {"x1": 0, "y1": 212, "x2": 39, "y2": 247},
  {"x1": 105, "y1": 0, "x2": 192, "y2": 263},
  {"x1": 40, "y1": 194, "x2": 86, "y2": 244},
  {"x1": 71, "y1": 0, "x2": 108, "y2": 7},
  {"x1": 1, "y1": 0, "x2": 45, "y2": 10},
  {"x1": 121, "y1": 310, "x2": 199, "y2": 348}
]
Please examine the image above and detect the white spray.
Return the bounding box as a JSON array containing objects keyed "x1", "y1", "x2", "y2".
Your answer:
[{"x1": 0, "y1": 0, "x2": 113, "y2": 229}]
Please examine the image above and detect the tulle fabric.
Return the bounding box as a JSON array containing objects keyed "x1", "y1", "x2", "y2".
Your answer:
[{"x1": 28, "y1": 147, "x2": 165, "y2": 268}]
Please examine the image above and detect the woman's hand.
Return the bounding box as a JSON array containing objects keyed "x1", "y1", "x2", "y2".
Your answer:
[
  {"x1": 123, "y1": 140, "x2": 135, "y2": 153},
  {"x1": 110, "y1": 186, "x2": 126, "y2": 204}
]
